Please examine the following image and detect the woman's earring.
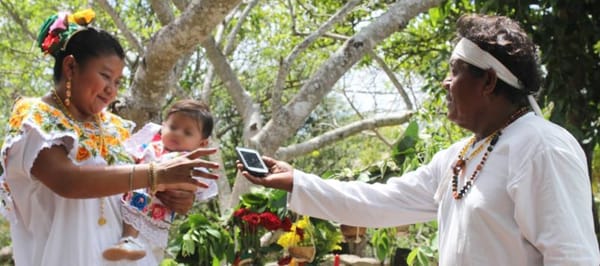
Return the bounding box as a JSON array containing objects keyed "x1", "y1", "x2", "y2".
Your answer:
[{"x1": 65, "y1": 79, "x2": 72, "y2": 107}]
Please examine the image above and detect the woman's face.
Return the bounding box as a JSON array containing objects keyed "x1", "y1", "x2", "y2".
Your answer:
[
  {"x1": 161, "y1": 112, "x2": 208, "y2": 152},
  {"x1": 442, "y1": 59, "x2": 488, "y2": 130},
  {"x1": 69, "y1": 54, "x2": 124, "y2": 116}
]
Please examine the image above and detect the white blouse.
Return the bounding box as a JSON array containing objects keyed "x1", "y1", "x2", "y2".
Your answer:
[
  {"x1": 288, "y1": 113, "x2": 600, "y2": 265},
  {"x1": 0, "y1": 98, "x2": 157, "y2": 266}
]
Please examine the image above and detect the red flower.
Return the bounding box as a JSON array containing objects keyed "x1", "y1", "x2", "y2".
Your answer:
[
  {"x1": 277, "y1": 256, "x2": 292, "y2": 265},
  {"x1": 234, "y1": 208, "x2": 249, "y2": 218},
  {"x1": 242, "y1": 213, "x2": 261, "y2": 230},
  {"x1": 41, "y1": 33, "x2": 60, "y2": 54},
  {"x1": 259, "y1": 212, "x2": 281, "y2": 231},
  {"x1": 281, "y1": 217, "x2": 292, "y2": 232},
  {"x1": 296, "y1": 227, "x2": 305, "y2": 241}
]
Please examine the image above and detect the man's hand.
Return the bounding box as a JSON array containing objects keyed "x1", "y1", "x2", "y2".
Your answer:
[{"x1": 237, "y1": 156, "x2": 294, "y2": 192}]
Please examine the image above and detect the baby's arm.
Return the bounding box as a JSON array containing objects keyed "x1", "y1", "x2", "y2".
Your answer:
[{"x1": 156, "y1": 182, "x2": 199, "y2": 192}]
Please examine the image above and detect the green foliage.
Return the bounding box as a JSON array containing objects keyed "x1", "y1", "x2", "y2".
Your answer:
[
  {"x1": 237, "y1": 188, "x2": 288, "y2": 217},
  {"x1": 371, "y1": 227, "x2": 399, "y2": 262},
  {"x1": 392, "y1": 121, "x2": 419, "y2": 166},
  {"x1": 169, "y1": 213, "x2": 234, "y2": 265},
  {"x1": 307, "y1": 218, "x2": 344, "y2": 264}
]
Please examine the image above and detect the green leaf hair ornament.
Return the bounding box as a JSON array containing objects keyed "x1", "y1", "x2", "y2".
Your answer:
[{"x1": 36, "y1": 9, "x2": 96, "y2": 56}]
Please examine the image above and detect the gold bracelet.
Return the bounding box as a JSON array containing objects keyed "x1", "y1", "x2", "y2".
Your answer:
[
  {"x1": 129, "y1": 165, "x2": 135, "y2": 191},
  {"x1": 148, "y1": 162, "x2": 157, "y2": 193}
]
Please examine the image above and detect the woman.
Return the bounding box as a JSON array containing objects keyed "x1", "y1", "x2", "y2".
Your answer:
[
  {"x1": 240, "y1": 14, "x2": 600, "y2": 265},
  {"x1": 0, "y1": 10, "x2": 218, "y2": 265}
]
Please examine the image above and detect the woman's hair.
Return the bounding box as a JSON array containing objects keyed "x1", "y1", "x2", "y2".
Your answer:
[
  {"x1": 51, "y1": 28, "x2": 125, "y2": 82},
  {"x1": 165, "y1": 99, "x2": 214, "y2": 139},
  {"x1": 456, "y1": 14, "x2": 542, "y2": 106}
]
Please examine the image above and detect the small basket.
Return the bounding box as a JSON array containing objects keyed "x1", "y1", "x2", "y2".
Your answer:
[
  {"x1": 288, "y1": 246, "x2": 316, "y2": 262},
  {"x1": 340, "y1": 224, "x2": 366, "y2": 243}
]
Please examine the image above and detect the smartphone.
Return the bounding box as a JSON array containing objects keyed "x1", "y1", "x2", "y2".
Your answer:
[{"x1": 235, "y1": 147, "x2": 269, "y2": 177}]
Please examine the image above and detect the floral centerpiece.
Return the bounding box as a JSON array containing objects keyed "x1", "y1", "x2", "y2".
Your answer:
[
  {"x1": 276, "y1": 216, "x2": 344, "y2": 265},
  {"x1": 277, "y1": 215, "x2": 316, "y2": 263},
  {"x1": 230, "y1": 190, "x2": 344, "y2": 265},
  {"x1": 230, "y1": 190, "x2": 292, "y2": 265}
]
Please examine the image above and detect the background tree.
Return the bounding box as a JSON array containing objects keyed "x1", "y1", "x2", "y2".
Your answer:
[
  {"x1": 0, "y1": 0, "x2": 441, "y2": 210},
  {"x1": 1, "y1": 0, "x2": 599, "y2": 262}
]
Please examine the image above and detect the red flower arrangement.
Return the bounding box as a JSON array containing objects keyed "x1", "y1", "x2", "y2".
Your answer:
[
  {"x1": 233, "y1": 207, "x2": 291, "y2": 232},
  {"x1": 232, "y1": 207, "x2": 293, "y2": 264}
]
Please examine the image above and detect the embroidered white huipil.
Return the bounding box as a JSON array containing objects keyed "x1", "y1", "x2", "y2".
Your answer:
[
  {"x1": 0, "y1": 98, "x2": 157, "y2": 266},
  {"x1": 288, "y1": 112, "x2": 600, "y2": 265}
]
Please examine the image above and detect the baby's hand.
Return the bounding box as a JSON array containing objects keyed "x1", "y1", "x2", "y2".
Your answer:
[{"x1": 159, "y1": 182, "x2": 203, "y2": 192}]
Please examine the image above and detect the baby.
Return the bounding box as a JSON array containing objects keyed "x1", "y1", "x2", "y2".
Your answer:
[{"x1": 103, "y1": 99, "x2": 218, "y2": 261}]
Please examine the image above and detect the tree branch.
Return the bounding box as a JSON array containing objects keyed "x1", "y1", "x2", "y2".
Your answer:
[
  {"x1": 369, "y1": 50, "x2": 413, "y2": 110},
  {"x1": 273, "y1": 0, "x2": 361, "y2": 116},
  {"x1": 150, "y1": 0, "x2": 175, "y2": 25},
  {"x1": 201, "y1": 37, "x2": 261, "y2": 140},
  {"x1": 223, "y1": 0, "x2": 260, "y2": 56},
  {"x1": 256, "y1": 0, "x2": 442, "y2": 154},
  {"x1": 149, "y1": 0, "x2": 195, "y2": 101},
  {"x1": 0, "y1": 1, "x2": 35, "y2": 40},
  {"x1": 123, "y1": 0, "x2": 240, "y2": 125},
  {"x1": 96, "y1": 0, "x2": 144, "y2": 54},
  {"x1": 298, "y1": 31, "x2": 414, "y2": 110},
  {"x1": 200, "y1": 20, "x2": 229, "y2": 102},
  {"x1": 341, "y1": 87, "x2": 393, "y2": 147},
  {"x1": 274, "y1": 112, "x2": 413, "y2": 160},
  {"x1": 172, "y1": 0, "x2": 189, "y2": 11},
  {"x1": 137, "y1": 0, "x2": 240, "y2": 92}
]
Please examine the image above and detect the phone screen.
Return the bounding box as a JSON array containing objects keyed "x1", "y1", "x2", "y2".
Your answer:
[
  {"x1": 236, "y1": 147, "x2": 269, "y2": 177},
  {"x1": 240, "y1": 150, "x2": 264, "y2": 168}
]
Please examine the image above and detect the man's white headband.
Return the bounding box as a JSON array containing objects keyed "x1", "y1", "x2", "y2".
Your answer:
[{"x1": 451, "y1": 38, "x2": 542, "y2": 116}]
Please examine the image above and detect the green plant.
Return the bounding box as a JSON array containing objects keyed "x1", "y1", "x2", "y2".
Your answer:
[
  {"x1": 406, "y1": 222, "x2": 439, "y2": 266},
  {"x1": 169, "y1": 212, "x2": 234, "y2": 266},
  {"x1": 230, "y1": 189, "x2": 289, "y2": 263},
  {"x1": 310, "y1": 218, "x2": 344, "y2": 263},
  {"x1": 371, "y1": 227, "x2": 399, "y2": 264}
]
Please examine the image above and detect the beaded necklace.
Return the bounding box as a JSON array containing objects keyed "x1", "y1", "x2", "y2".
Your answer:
[
  {"x1": 51, "y1": 89, "x2": 108, "y2": 226},
  {"x1": 451, "y1": 107, "x2": 529, "y2": 200}
]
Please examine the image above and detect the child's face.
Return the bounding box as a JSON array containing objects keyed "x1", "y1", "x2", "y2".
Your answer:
[{"x1": 161, "y1": 112, "x2": 208, "y2": 152}]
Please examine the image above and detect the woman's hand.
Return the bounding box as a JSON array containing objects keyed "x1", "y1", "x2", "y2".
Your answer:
[
  {"x1": 156, "y1": 148, "x2": 219, "y2": 186},
  {"x1": 237, "y1": 156, "x2": 294, "y2": 192}
]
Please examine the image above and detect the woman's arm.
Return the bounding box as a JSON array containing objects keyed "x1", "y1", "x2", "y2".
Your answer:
[{"x1": 31, "y1": 145, "x2": 219, "y2": 199}]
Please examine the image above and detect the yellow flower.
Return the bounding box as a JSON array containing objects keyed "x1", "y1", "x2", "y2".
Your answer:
[
  {"x1": 105, "y1": 135, "x2": 119, "y2": 146},
  {"x1": 68, "y1": 9, "x2": 95, "y2": 26},
  {"x1": 89, "y1": 134, "x2": 101, "y2": 143},
  {"x1": 277, "y1": 228, "x2": 302, "y2": 249},
  {"x1": 277, "y1": 216, "x2": 313, "y2": 249},
  {"x1": 8, "y1": 115, "x2": 23, "y2": 129},
  {"x1": 33, "y1": 112, "x2": 43, "y2": 126},
  {"x1": 111, "y1": 116, "x2": 122, "y2": 127},
  {"x1": 117, "y1": 127, "x2": 130, "y2": 140},
  {"x1": 15, "y1": 102, "x2": 30, "y2": 116},
  {"x1": 296, "y1": 216, "x2": 310, "y2": 229},
  {"x1": 39, "y1": 103, "x2": 50, "y2": 112}
]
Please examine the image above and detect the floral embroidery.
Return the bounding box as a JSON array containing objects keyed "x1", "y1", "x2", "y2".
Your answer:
[
  {"x1": 128, "y1": 192, "x2": 150, "y2": 212},
  {"x1": 2, "y1": 98, "x2": 134, "y2": 164},
  {"x1": 150, "y1": 203, "x2": 168, "y2": 220},
  {"x1": 0, "y1": 98, "x2": 136, "y2": 222},
  {"x1": 76, "y1": 147, "x2": 91, "y2": 161}
]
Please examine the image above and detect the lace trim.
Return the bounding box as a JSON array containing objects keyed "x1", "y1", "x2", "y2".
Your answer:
[
  {"x1": 0, "y1": 174, "x2": 16, "y2": 224},
  {"x1": 121, "y1": 203, "x2": 171, "y2": 248},
  {"x1": 0, "y1": 121, "x2": 79, "y2": 224}
]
